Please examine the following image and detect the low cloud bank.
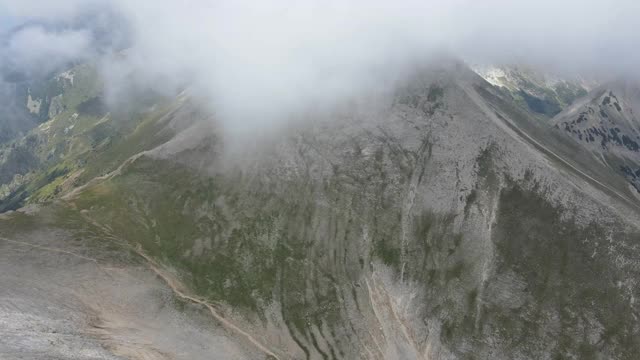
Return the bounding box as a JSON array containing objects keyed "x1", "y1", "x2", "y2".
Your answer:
[{"x1": 2, "y1": 0, "x2": 639, "y2": 130}]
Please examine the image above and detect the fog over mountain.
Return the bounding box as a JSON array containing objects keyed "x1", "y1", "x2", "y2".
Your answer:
[
  {"x1": 3, "y1": 2, "x2": 640, "y2": 360},
  {"x1": 2, "y1": 0, "x2": 640, "y2": 130}
]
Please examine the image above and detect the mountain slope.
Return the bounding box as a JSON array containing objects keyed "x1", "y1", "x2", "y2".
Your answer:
[
  {"x1": 0, "y1": 207, "x2": 263, "y2": 360},
  {"x1": 474, "y1": 65, "x2": 591, "y2": 118},
  {"x1": 0, "y1": 62, "x2": 184, "y2": 212},
  {"x1": 552, "y1": 80, "x2": 640, "y2": 193},
  {"x1": 2, "y1": 60, "x2": 640, "y2": 359}
]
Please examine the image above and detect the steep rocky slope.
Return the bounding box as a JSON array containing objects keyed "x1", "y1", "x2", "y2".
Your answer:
[
  {"x1": 2, "y1": 60, "x2": 640, "y2": 359},
  {"x1": 551, "y1": 80, "x2": 640, "y2": 193},
  {"x1": 0, "y1": 66, "x2": 81, "y2": 144},
  {"x1": 0, "y1": 63, "x2": 103, "y2": 207}
]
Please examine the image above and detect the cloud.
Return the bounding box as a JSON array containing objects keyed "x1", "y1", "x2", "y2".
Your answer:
[
  {"x1": 0, "y1": 0, "x2": 100, "y2": 20},
  {"x1": 105, "y1": 1, "x2": 449, "y2": 128},
  {"x1": 5, "y1": 26, "x2": 92, "y2": 76},
  {"x1": 3, "y1": 0, "x2": 640, "y2": 131}
]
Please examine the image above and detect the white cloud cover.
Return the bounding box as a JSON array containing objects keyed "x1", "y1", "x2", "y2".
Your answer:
[
  {"x1": 2, "y1": 0, "x2": 640, "y2": 130},
  {"x1": 6, "y1": 26, "x2": 92, "y2": 75}
]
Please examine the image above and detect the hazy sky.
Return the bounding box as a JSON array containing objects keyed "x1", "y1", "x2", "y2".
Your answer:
[{"x1": 2, "y1": 0, "x2": 640, "y2": 130}]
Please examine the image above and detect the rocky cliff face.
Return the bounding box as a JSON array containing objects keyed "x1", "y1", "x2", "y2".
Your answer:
[
  {"x1": 551, "y1": 80, "x2": 640, "y2": 194},
  {"x1": 2, "y1": 60, "x2": 640, "y2": 359},
  {"x1": 0, "y1": 67, "x2": 74, "y2": 144}
]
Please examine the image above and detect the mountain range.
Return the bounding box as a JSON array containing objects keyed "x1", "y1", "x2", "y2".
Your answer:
[{"x1": 1, "y1": 58, "x2": 639, "y2": 359}]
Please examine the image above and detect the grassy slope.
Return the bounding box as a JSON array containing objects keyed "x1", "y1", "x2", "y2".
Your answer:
[{"x1": 0, "y1": 63, "x2": 180, "y2": 211}]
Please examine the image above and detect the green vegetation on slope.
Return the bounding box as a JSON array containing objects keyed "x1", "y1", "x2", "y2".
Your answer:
[{"x1": 0, "y1": 62, "x2": 182, "y2": 212}]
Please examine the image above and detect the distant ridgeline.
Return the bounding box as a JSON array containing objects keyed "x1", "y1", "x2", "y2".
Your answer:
[{"x1": 474, "y1": 65, "x2": 589, "y2": 118}]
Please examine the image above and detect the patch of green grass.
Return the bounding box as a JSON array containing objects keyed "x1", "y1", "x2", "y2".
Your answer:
[
  {"x1": 373, "y1": 239, "x2": 401, "y2": 267},
  {"x1": 427, "y1": 84, "x2": 444, "y2": 102}
]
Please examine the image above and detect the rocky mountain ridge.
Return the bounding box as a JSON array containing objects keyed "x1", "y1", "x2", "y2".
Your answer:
[{"x1": 1, "y1": 59, "x2": 639, "y2": 359}]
